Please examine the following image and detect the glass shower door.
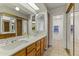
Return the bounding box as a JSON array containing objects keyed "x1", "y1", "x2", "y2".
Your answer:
[{"x1": 66, "y1": 4, "x2": 74, "y2": 56}]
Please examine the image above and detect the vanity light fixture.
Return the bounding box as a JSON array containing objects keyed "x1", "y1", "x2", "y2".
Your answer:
[
  {"x1": 15, "y1": 7, "x2": 20, "y2": 11},
  {"x1": 28, "y1": 3, "x2": 39, "y2": 10}
]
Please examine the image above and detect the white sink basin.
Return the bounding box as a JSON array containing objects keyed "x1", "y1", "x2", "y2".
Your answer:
[{"x1": 1, "y1": 40, "x2": 28, "y2": 50}]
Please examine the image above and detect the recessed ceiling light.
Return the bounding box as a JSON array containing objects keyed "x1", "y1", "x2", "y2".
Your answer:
[
  {"x1": 28, "y1": 3, "x2": 39, "y2": 10},
  {"x1": 15, "y1": 7, "x2": 20, "y2": 11}
]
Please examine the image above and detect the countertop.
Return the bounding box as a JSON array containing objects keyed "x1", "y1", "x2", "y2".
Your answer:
[{"x1": 0, "y1": 32, "x2": 47, "y2": 56}]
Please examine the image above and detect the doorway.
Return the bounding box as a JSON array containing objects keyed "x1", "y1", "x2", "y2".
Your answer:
[
  {"x1": 66, "y1": 3, "x2": 74, "y2": 56},
  {"x1": 52, "y1": 15, "x2": 64, "y2": 49}
]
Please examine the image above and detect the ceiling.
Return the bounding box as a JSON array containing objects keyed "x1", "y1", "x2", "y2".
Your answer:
[
  {"x1": 0, "y1": 3, "x2": 66, "y2": 19},
  {"x1": 0, "y1": 3, "x2": 34, "y2": 15},
  {"x1": 45, "y1": 3, "x2": 66, "y2": 10},
  {"x1": 0, "y1": 3, "x2": 47, "y2": 18},
  {"x1": 0, "y1": 3, "x2": 39, "y2": 19}
]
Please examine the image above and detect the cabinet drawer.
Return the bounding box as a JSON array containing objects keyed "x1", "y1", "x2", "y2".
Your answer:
[
  {"x1": 27, "y1": 43, "x2": 35, "y2": 53},
  {"x1": 27, "y1": 49, "x2": 36, "y2": 56},
  {"x1": 36, "y1": 40, "x2": 41, "y2": 51},
  {"x1": 15, "y1": 48, "x2": 26, "y2": 56}
]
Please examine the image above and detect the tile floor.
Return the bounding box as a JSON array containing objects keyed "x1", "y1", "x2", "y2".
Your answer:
[
  {"x1": 75, "y1": 40, "x2": 79, "y2": 56},
  {"x1": 43, "y1": 40, "x2": 69, "y2": 56}
]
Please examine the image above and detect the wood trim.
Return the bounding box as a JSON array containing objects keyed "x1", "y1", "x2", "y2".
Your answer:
[
  {"x1": 0, "y1": 33, "x2": 16, "y2": 39},
  {"x1": 48, "y1": 13, "x2": 50, "y2": 47},
  {"x1": 66, "y1": 3, "x2": 75, "y2": 13}
]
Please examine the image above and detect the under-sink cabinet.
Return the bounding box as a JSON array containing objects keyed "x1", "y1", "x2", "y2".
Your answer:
[
  {"x1": 36, "y1": 40, "x2": 41, "y2": 56},
  {"x1": 14, "y1": 37, "x2": 46, "y2": 56},
  {"x1": 14, "y1": 48, "x2": 26, "y2": 56},
  {"x1": 40, "y1": 38, "x2": 45, "y2": 55},
  {"x1": 26, "y1": 43, "x2": 36, "y2": 56}
]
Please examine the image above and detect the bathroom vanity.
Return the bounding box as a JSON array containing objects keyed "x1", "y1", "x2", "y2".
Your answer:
[
  {"x1": 14, "y1": 34, "x2": 46, "y2": 56},
  {"x1": 0, "y1": 12, "x2": 47, "y2": 56},
  {"x1": 0, "y1": 32, "x2": 47, "y2": 56}
]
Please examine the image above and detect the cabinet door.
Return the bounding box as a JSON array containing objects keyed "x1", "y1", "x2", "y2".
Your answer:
[
  {"x1": 27, "y1": 43, "x2": 35, "y2": 53},
  {"x1": 36, "y1": 50, "x2": 41, "y2": 56},
  {"x1": 41, "y1": 39, "x2": 44, "y2": 55},
  {"x1": 15, "y1": 49, "x2": 26, "y2": 56},
  {"x1": 36, "y1": 40, "x2": 41, "y2": 51},
  {"x1": 43, "y1": 37, "x2": 46, "y2": 49},
  {"x1": 27, "y1": 49, "x2": 36, "y2": 56}
]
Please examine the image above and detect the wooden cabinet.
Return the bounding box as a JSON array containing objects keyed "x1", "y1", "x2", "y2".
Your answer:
[
  {"x1": 27, "y1": 49, "x2": 36, "y2": 56},
  {"x1": 36, "y1": 40, "x2": 41, "y2": 51},
  {"x1": 43, "y1": 37, "x2": 46, "y2": 49},
  {"x1": 36, "y1": 50, "x2": 41, "y2": 56},
  {"x1": 40, "y1": 38, "x2": 45, "y2": 55},
  {"x1": 13, "y1": 37, "x2": 46, "y2": 56},
  {"x1": 0, "y1": 33, "x2": 16, "y2": 39},
  {"x1": 26, "y1": 43, "x2": 36, "y2": 56},
  {"x1": 14, "y1": 48, "x2": 26, "y2": 56},
  {"x1": 36, "y1": 40, "x2": 41, "y2": 56}
]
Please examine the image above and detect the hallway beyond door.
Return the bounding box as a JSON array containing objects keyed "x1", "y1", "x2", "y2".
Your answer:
[{"x1": 44, "y1": 40, "x2": 69, "y2": 56}]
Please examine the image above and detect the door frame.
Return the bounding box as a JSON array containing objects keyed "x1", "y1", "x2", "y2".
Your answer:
[{"x1": 66, "y1": 3, "x2": 75, "y2": 56}]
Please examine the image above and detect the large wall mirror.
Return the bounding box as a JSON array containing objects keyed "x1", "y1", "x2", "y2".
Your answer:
[
  {"x1": 32, "y1": 15, "x2": 36, "y2": 33},
  {"x1": 0, "y1": 15, "x2": 16, "y2": 34},
  {"x1": 36, "y1": 13, "x2": 45, "y2": 32}
]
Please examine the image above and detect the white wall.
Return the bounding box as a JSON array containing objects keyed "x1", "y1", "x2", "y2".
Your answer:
[
  {"x1": 74, "y1": 12, "x2": 79, "y2": 40},
  {"x1": 66, "y1": 13, "x2": 71, "y2": 49},
  {"x1": 52, "y1": 15, "x2": 63, "y2": 40},
  {"x1": 75, "y1": 4, "x2": 79, "y2": 40},
  {"x1": 49, "y1": 5, "x2": 66, "y2": 48},
  {"x1": 22, "y1": 20, "x2": 27, "y2": 35},
  {"x1": 0, "y1": 16, "x2": 1, "y2": 33},
  {"x1": 27, "y1": 15, "x2": 32, "y2": 35}
]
